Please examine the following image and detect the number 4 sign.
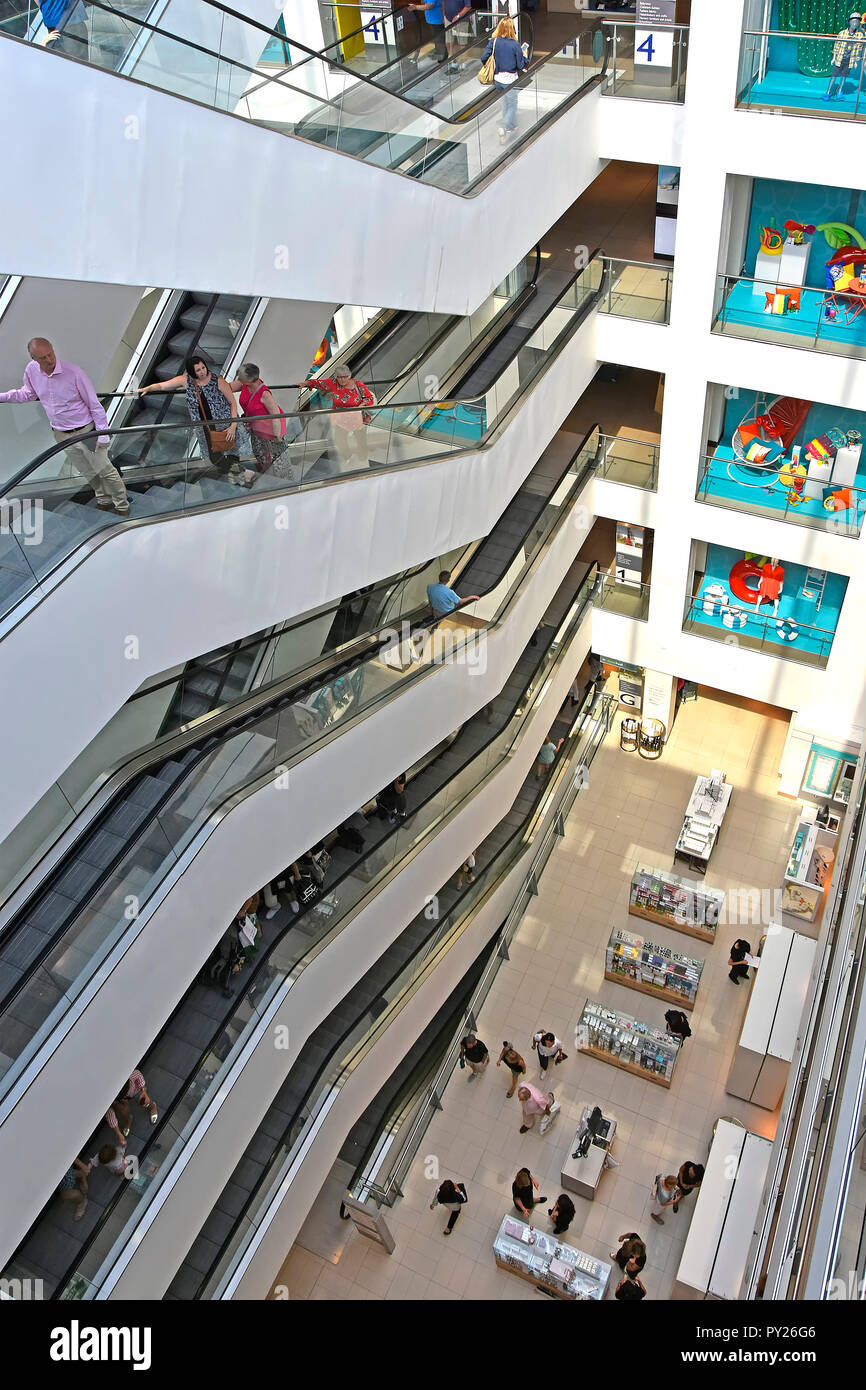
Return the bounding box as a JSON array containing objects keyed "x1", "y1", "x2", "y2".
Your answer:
[{"x1": 635, "y1": 29, "x2": 674, "y2": 66}]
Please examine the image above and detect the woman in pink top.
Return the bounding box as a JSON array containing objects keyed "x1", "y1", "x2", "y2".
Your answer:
[
  {"x1": 292, "y1": 364, "x2": 375, "y2": 474},
  {"x1": 230, "y1": 363, "x2": 293, "y2": 480}
]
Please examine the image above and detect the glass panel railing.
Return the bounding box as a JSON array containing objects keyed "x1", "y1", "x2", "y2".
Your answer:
[
  {"x1": 595, "y1": 432, "x2": 658, "y2": 490},
  {"x1": 682, "y1": 592, "x2": 836, "y2": 669},
  {"x1": 696, "y1": 452, "x2": 866, "y2": 538},
  {"x1": 19, "y1": 0, "x2": 606, "y2": 196},
  {"x1": 713, "y1": 271, "x2": 866, "y2": 361},
  {"x1": 598, "y1": 256, "x2": 672, "y2": 323},
  {"x1": 201, "y1": 688, "x2": 616, "y2": 1298},
  {"x1": 0, "y1": 253, "x2": 605, "y2": 628},
  {"x1": 595, "y1": 573, "x2": 650, "y2": 621},
  {"x1": 48, "y1": 552, "x2": 601, "y2": 1300},
  {"x1": 0, "y1": 426, "x2": 601, "y2": 1110},
  {"x1": 737, "y1": 28, "x2": 866, "y2": 122},
  {"x1": 602, "y1": 19, "x2": 688, "y2": 102}
]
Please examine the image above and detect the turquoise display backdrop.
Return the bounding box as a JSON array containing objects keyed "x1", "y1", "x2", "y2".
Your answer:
[{"x1": 745, "y1": 177, "x2": 865, "y2": 286}]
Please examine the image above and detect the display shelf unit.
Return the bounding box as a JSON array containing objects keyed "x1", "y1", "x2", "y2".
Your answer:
[
  {"x1": 676, "y1": 1120, "x2": 773, "y2": 1300},
  {"x1": 492, "y1": 1214, "x2": 611, "y2": 1300},
  {"x1": 725, "y1": 926, "x2": 817, "y2": 1110},
  {"x1": 576, "y1": 1000, "x2": 681, "y2": 1089},
  {"x1": 629, "y1": 863, "x2": 724, "y2": 943},
  {"x1": 605, "y1": 926, "x2": 703, "y2": 1010}
]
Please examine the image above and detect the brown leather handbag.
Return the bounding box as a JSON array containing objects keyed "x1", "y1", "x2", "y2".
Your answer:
[{"x1": 196, "y1": 384, "x2": 234, "y2": 452}]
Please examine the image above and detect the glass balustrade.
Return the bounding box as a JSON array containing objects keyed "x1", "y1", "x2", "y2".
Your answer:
[
  {"x1": 682, "y1": 592, "x2": 836, "y2": 669},
  {"x1": 737, "y1": 27, "x2": 866, "y2": 122},
  {"x1": 594, "y1": 573, "x2": 650, "y2": 621},
  {"x1": 713, "y1": 271, "x2": 866, "y2": 361},
  {"x1": 599, "y1": 256, "x2": 672, "y2": 322},
  {"x1": 696, "y1": 451, "x2": 866, "y2": 538},
  {"x1": 602, "y1": 19, "x2": 688, "y2": 103},
  {"x1": 594, "y1": 432, "x2": 658, "y2": 490}
]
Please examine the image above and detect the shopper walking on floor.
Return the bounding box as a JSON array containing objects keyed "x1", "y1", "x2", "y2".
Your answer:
[
  {"x1": 429, "y1": 1177, "x2": 467, "y2": 1234},
  {"x1": 512, "y1": 1168, "x2": 546, "y2": 1218},
  {"x1": 460, "y1": 1032, "x2": 489, "y2": 1080},
  {"x1": 0, "y1": 338, "x2": 129, "y2": 515},
  {"x1": 664, "y1": 1009, "x2": 692, "y2": 1043},
  {"x1": 140, "y1": 353, "x2": 255, "y2": 486},
  {"x1": 409, "y1": 0, "x2": 447, "y2": 62},
  {"x1": 497, "y1": 1040, "x2": 527, "y2": 1097},
  {"x1": 728, "y1": 937, "x2": 752, "y2": 985},
  {"x1": 673, "y1": 1161, "x2": 704, "y2": 1213},
  {"x1": 444, "y1": 0, "x2": 472, "y2": 68},
  {"x1": 531, "y1": 1028, "x2": 568, "y2": 1074},
  {"x1": 480, "y1": 17, "x2": 529, "y2": 145},
  {"x1": 517, "y1": 1083, "x2": 553, "y2": 1133},
  {"x1": 615, "y1": 1270, "x2": 647, "y2": 1300},
  {"x1": 650, "y1": 1172, "x2": 681, "y2": 1225},
  {"x1": 611, "y1": 1232, "x2": 647, "y2": 1274},
  {"x1": 549, "y1": 1193, "x2": 575, "y2": 1235}
]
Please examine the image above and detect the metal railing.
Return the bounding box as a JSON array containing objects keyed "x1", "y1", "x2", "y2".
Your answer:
[
  {"x1": 595, "y1": 432, "x2": 658, "y2": 490},
  {"x1": 595, "y1": 573, "x2": 650, "y2": 621},
  {"x1": 713, "y1": 271, "x2": 866, "y2": 361},
  {"x1": 602, "y1": 18, "x2": 688, "y2": 102},
  {"x1": 600, "y1": 256, "x2": 672, "y2": 323},
  {"x1": 352, "y1": 693, "x2": 615, "y2": 1210},
  {"x1": 682, "y1": 593, "x2": 837, "y2": 669},
  {"x1": 738, "y1": 27, "x2": 866, "y2": 122},
  {"x1": 696, "y1": 452, "x2": 866, "y2": 538}
]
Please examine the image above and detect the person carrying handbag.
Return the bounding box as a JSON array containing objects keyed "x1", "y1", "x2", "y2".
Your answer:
[
  {"x1": 479, "y1": 17, "x2": 529, "y2": 143},
  {"x1": 139, "y1": 354, "x2": 255, "y2": 487}
]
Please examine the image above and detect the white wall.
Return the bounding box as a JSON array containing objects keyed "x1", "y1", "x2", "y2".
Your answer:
[
  {"x1": 0, "y1": 40, "x2": 604, "y2": 314},
  {"x1": 242, "y1": 297, "x2": 339, "y2": 385},
  {"x1": 0, "y1": 476, "x2": 593, "y2": 1266},
  {"x1": 0, "y1": 310, "x2": 600, "y2": 843},
  {"x1": 102, "y1": 604, "x2": 592, "y2": 1298}
]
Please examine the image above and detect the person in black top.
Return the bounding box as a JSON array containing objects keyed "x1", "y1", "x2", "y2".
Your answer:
[
  {"x1": 548, "y1": 1193, "x2": 575, "y2": 1235},
  {"x1": 460, "y1": 1033, "x2": 489, "y2": 1080},
  {"x1": 664, "y1": 1009, "x2": 692, "y2": 1042},
  {"x1": 611, "y1": 1232, "x2": 646, "y2": 1274},
  {"x1": 729, "y1": 938, "x2": 752, "y2": 984},
  {"x1": 429, "y1": 1178, "x2": 467, "y2": 1234},
  {"x1": 615, "y1": 1271, "x2": 647, "y2": 1300},
  {"x1": 673, "y1": 1161, "x2": 704, "y2": 1213},
  {"x1": 497, "y1": 1041, "x2": 527, "y2": 1097},
  {"x1": 377, "y1": 774, "x2": 408, "y2": 823},
  {"x1": 511, "y1": 1168, "x2": 547, "y2": 1218}
]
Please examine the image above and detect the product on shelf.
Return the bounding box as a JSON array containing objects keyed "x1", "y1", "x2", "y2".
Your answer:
[
  {"x1": 492, "y1": 1215, "x2": 610, "y2": 1300},
  {"x1": 577, "y1": 1000, "x2": 681, "y2": 1085},
  {"x1": 629, "y1": 863, "x2": 724, "y2": 940},
  {"x1": 606, "y1": 927, "x2": 703, "y2": 1006}
]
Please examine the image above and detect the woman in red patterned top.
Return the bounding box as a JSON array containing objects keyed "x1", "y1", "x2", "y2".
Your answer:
[{"x1": 294, "y1": 364, "x2": 375, "y2": 473}]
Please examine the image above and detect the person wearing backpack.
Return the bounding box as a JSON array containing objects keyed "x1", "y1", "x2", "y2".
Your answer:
[{"x1": 480, "y1": 17, "x2": 529, "y2": 144}]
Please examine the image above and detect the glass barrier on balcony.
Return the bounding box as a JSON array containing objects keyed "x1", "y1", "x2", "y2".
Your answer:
[
  {"x1": 599, "y1": 256, "x2": 672, "y2": 323},
  {"x1": 594, "y1": 573, "x2": 650, "y2": 621},
  {"x1": 43, "y1": 554, "x2": 602, "y2": 1300},
  {"x1": 197, "y1": 685, "x2": 616, "y2": 1300},
  {"x1": 5, "y1": 0, "x2": 606, "y2": 196},
  {"x1": 714, "y1": 271, "x2": 866, "y2": 361},
  {"x1": 696, "y1": 452, "x2": 866, "y2": 538},
  {"x1": 738, "y1": 27, "x2": 866, "y2": 122},
  {"x1": 0, "y1": 254, "x2": 605, "y2": 628},
  {"x1": 0, "y1": 425, "x2": 601, "y2": 1119},
  {"x1": 602, "y1": 18, "x2": 688, "y2": 102},
  {"x1": 595, "y1": 432, "x2": 658, "y2": 490},
  {"x1": 682, "y1": 592, "x2": 835, "y2": 669}
]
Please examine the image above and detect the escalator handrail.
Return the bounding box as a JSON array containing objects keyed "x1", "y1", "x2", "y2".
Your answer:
[
  {"x1": 44, "y1": 539, "x2": 601, "y2": 1301},
  {"x1": 189, "y1": 660, "x2": 606, "y2": 1300},
  {"x1": 0, "y1": 244, "x2": 592, "y2": 503}
]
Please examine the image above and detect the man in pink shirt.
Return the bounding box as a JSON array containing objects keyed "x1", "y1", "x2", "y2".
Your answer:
[
  {"x1": 517, "y1": 1083, "x2": 552, "y2": 1133},
  {"x1": 0, "y1": 338, "x2": 129, "y2": 515}
]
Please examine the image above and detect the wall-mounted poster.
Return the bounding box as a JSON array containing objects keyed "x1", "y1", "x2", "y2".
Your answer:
[{"x1": 654, "y1": 165, "x2": 679, "y2": 257}]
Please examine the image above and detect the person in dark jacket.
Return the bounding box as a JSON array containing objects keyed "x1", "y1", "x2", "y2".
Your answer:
[
  {"x1": 673, "y1": 1161, "x2": 704, "y2": 1213},
  {"x1": 611, "y1": 1232, "x2": 646, "y2": 1274},
  {"x1": 512, "y1": 1168, "x2": 547, "y2": 1218},
  {"x1": 729, "y1": 938, "x2": 752, "y2": 984},
  {"x1": 615, "y1": 1271, "x2": 647, "y2": 1300},
  {"x1": 429, "y1": 1177, "x2": 467, "y2": 1233},
  {"x1": 548, "y1": 1193, "x2": 575, "y2": 1235},
  {"x1": 377, "y1": 773, "x2": 408, "y2": 823},
  {"x1": 481, "y1": 16, "x2": 529, "y2": 142},
  {"x1": 664, "y1": 1009, "x2": 692, "y2": 1042}
]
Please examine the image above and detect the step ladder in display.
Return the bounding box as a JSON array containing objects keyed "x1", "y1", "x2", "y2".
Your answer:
[{"x1": 799, "y1": 567, "x2": 827, "y2": 613}]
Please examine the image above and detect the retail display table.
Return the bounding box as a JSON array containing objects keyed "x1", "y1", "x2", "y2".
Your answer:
[
  {"x1": 674, "y1": 772, "x2": 732, "y2": 872},
  {"x1": 726, "y1": 925, "x2": 816, "y2": 1110},
  {"x1": 676, "y1": 1119, "x2": 773, "y2": 1300},
  {"x1": 576, "y1": 1000, "x2": 680, "y2": 1088},
  {"x1": 605, "y1": 926, "x2": 704, "y2": 1009},
  {"x1": 561, "y1": 1106, "x2": 617, "y2": 1201},
  {"x1": 629, "y1": 863, "x2": 724, "y2": 944},
  {"x1": 492, "y1": 1214, "x2": 611, "y2": 1300}
]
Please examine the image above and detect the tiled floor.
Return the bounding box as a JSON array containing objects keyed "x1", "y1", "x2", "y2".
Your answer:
[{"x1": 272, "y1": 688, "x2": 806, "y2": 1301}]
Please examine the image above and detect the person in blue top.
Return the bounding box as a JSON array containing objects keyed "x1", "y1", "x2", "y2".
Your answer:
[
  {"x1": 426, "y1": 569, "x2": 480, "y2": 620},
  {"x1": 409, "y1": 1, "x2": 447, "y2": 64},
  {"x1": 481, "y1": 16, "x2": 530, "y2": 143},
  {"x1": 39, "y1": 0, "x2": 88, "y2": 56}
]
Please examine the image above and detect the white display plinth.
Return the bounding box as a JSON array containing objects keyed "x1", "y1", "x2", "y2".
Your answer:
[
  {"x1": 832, "y1": 442, "x2": 862, "y2": 488},
  {"x1": 725, "y1": 925, "x2": 816, "y2": 1109},
  {"x1": 676, "y1": 1119, "x2": 773, "y2": 1300},
  {"x1": 753, "y1": 239, "x2": 810, "y2": 298}
]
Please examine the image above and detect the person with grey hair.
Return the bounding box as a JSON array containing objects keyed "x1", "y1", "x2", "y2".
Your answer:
[
  {"x1": 291, "y1": 364, "x2": 375, "y2": 474},
  {"x1": 228, "y1": 363, "x2": 294, "y2": 479}
]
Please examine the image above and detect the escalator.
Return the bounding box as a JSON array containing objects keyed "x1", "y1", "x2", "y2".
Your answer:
[{"x1": 0, "y1": 426, "x2": 601, "y2": 1297}]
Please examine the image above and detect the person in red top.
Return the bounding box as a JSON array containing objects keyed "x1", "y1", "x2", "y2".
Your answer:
[
  {"x1": 229, "y1": 363, "x2": 293, "y2": 480},
  {"x1": 293, "y1": 364, "x2": 375, "y2": 474},
  {"x1": 757, "y1": 558, "x2": 784, "y2": 616}
]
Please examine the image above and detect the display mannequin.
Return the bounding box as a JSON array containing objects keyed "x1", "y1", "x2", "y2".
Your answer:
[
  {"x1": 825, "y1": 13, "x2": 866, "y2": 101},
  {"x1": 757, "y1": 558, "x2": 784, "y2": 617}
]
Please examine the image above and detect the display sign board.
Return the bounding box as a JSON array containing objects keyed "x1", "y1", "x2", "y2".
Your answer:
[{"x1": 635, "y1": 0, "x2": 675, "y2": 67}]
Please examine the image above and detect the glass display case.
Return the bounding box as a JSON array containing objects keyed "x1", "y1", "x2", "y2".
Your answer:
[
  {"x1": 492, "y1": 1214, "x2": 611, "y2": 1300},
  {"x1": 605, "y1": 926, "x2": 703, "y2": 1009},
  {"x1": 576, "y1": 999, "x2": 681, "y2": 1088},
  {"x1": 629, "y1": 863, "x2": 724, "y2": 943}
]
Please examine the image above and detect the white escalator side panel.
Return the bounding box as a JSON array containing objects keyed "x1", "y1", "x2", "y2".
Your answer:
[{"x1": 0, "y1": 40, "x2": 603, "y2": 313}]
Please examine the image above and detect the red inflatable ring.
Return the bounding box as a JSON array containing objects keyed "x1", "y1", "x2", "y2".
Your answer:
[{"x1": 729, "y1": 558, "x2": 763, "y2": 605}]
